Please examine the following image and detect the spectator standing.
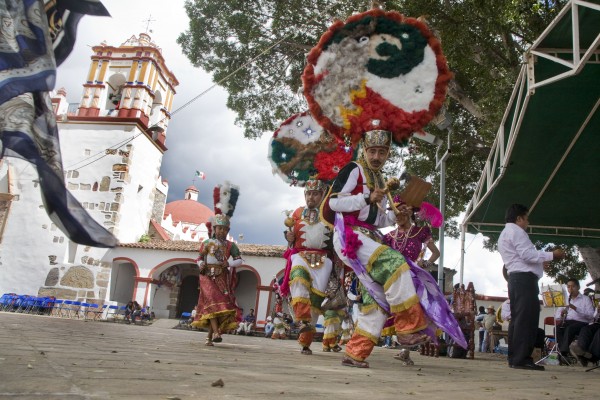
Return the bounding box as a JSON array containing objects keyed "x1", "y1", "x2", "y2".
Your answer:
[
  {"x1": 482, "y1": 305, "x2": 497, "y2": 353},
  {"x1": 497, "y1": 203, "x2": 565, "y2": 371},
  {"x1": 475, "y1": 306, "x2": 486, "y2": 352}
]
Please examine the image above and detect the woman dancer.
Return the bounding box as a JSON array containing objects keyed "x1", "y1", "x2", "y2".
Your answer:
[{"x1": 383, "y1": 198, "x2": 441, "y2": 365}]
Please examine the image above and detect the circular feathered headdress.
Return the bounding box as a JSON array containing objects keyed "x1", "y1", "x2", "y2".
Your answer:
[
  {"x1": 268, "y1": 111, "x2": 355, "y2": 185},
  {"x1": 302, "y1": 9, "x2": 451, "y2": 149}
]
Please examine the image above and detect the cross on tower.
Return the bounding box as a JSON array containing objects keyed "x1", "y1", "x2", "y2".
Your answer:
[{"x1": 142, "y1": 14, "x2": 156, "y2": 34}]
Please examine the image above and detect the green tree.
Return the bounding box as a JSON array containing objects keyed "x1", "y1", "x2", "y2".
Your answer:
[{"x1": 178, "y1": 0, "x2": 582, "y2": 281}]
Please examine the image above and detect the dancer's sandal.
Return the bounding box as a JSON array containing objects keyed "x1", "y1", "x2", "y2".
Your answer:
[
  {"x1": 332, "y1": 345, "x2": 342, "y2": 353},
  {"x1": 205, "y1": 338, "x2": 214, "y2": 346},
  {"x1": 341, "y1": 355, "x2": 369, "y2": 368},
  {"x1": 212, "y1": 333, "x2": 223, "y2": 343},
  {"x1": 396, "y1": 332, "x2": 430, "y2": 346},
  {"x1": 393, "y1": 349, "x2": 414, "y2": 366},
  {"x1": 301, "y1": 346, "x2": 313, "y2": 355}
]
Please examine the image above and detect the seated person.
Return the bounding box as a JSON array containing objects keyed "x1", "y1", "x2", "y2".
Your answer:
[
  {"x1": 569, "y1": 302, "x2": 600, "y2": 366},
  {"x1": 124, "y1": 301, "x2": 134, "y2": 322},
  {"x1": 555, "y1": 279, "x2": 594, "y2": 357},
  {"x1": 130, "y1": 301, "x2": 142, "y2": 323},
  {"x1": 264, "y1": 316, "x2": 274, "y2": 338},
  {"x1": 236, "y1": 308, "x2": 256, "y2": 335},
  {"x1": 140, "y1": 308, "x2": 153, "y2": 321}
]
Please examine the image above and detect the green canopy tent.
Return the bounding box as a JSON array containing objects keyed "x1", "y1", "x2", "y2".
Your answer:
[{"x1": 460, "y1": 0, "x2": 600, "y2": 282}]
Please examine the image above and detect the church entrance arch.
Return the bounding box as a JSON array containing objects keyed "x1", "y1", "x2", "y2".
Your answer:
[
  {"x1": 110, "y1": 259, "x2": 137, "y2": 304},
  {"x1": 234, "y1": 267, "x2": 259, "y2": 317},
  {"x1": 148, "y1": 261, "x2": 197, "y2": 319},
  {"x1": 177, "y1": 275, "x2": 199, "y2": 317}
]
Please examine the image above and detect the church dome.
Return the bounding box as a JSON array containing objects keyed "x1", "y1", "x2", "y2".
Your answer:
[{"x1": 164, "y1": 199, "x2": 213, "y2": 225}]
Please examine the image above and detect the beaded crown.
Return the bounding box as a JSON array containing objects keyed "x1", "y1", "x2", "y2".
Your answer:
[
  {"x1": 304, "y1": 178, "x2": 328, "y2": 193},
  {"x1": 362, "y1": 130, "x2": 392, "y2": 149},
  {"x1": 213, "y1": 214, "x2": 230, "y2": 228}
]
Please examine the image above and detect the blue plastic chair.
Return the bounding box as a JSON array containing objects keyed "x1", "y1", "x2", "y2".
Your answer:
[
  {"x1": 0, "y1": 293, "x2": 17, "y2": 311},
  {"x1": 0, "y1": 293, "x2": 16, "y2": 311},
  {"x1": 60, "y1": 300, "x2": 73, "y2": 317},
  {"x1": 70, "y1": 301, "x2": 82, "y2": 318},
  {"x1": 51, "y1": 299, "x2": 64, "y2": 316},
  {"x1": 90, "y1": 304, "x2": 108, "y2": 321},
  {"x1": 106, "y1": 305, "x2": 119, "y2": 322}
]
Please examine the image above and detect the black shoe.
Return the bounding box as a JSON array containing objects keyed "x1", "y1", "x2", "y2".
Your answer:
[
  {"x1": 512, "y1": 362, "x2": 545, "y2": 371},
  {"x1": 577, "y1": 356, "x2": 589, "y2": 367}
]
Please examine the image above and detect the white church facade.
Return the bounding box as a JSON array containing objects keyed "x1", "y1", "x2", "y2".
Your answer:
[{"x1": 0, "y1": 33, "x2": 287, "y2": 323}]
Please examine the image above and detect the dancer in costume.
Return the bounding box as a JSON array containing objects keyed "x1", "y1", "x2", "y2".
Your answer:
[
  {"x1": 384, "y1": 198, "x2": 441, "y2": 365},
  {"x1": 328, "y1": 130, "x2": 433, "y2": 368},
  {"x1": 339, "y1": 315, "x2": 353, "y2": 345},
  {"x1": 280, "y1": 179, "x2": 341, "y2": 354},
  {"x1": 271, "y1": 312, "x2": 288, "y2": 340},
  {"x1": 191, "y1": 182, "x2": 242, "y2": 346}
]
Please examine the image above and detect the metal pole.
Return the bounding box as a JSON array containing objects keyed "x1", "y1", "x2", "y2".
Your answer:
[
  {"x1": 459, "y1": 224, "x2": 466, "y2": 285},
  {"x1": 436, "y1": 131, "x2": 451, "y2": 290},
  {"x1": 438, "y1": 155, "x2": 446, "y2": 289}
]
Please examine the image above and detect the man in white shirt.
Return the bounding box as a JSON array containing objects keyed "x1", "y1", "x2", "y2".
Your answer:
[
  {"x1": 555, "y1": 278, "x2": 594, "y2": 358},
  {"x1": 497, "y1": 204, "x2": 565, "y2": 371},
  {"x1": 569, "y1": 302, "x2": 600, "y2": 366}
]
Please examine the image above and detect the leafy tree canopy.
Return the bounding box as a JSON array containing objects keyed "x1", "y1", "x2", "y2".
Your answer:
[{"x1": 178, "y1": 0, "x2": 584, "y2": 281}]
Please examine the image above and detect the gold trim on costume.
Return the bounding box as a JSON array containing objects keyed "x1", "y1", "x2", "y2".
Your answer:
[
  {"x1": 396, "y1": 323, "x2": 428, "y2": 335},
  {"x1": 390, "y1": 294, "x2": 421, "y2": 313},
  {"x1": 383, "y1": 262, "x2": 410, "y2": 292},
  {"x1": 367, "y1": 245, "x2": 387, "y2": 273},
  {"x1": 354, "y1": 326, "x2": 380, "y2": 344},
  {"x1": 290, "y1": 297, "x2": 312, "y2": 307},
  {"x1": 298, "y1": 251, "x2": 327, "y2": 269}
]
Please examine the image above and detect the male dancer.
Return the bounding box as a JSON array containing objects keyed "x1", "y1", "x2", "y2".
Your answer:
[
  {"x1": 282, "y1": 179, "x2": 341, "y2": 354},
  {"x1": 328, "y1": 130, "x2": 430, "y2": 368}
]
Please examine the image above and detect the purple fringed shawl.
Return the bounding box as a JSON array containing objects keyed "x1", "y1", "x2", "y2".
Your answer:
[{"x1": 334, "y1": 212, "x2": 467, "y2": 349}]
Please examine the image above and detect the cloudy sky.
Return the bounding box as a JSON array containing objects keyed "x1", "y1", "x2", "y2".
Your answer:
[{"x1": 53, "y1": 0, "x2": 564, "y2": 297}]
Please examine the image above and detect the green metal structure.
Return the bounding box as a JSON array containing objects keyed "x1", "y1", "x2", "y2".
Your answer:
[{"x1": 460, "y1": 0, "x2": 600, "y2": 281}]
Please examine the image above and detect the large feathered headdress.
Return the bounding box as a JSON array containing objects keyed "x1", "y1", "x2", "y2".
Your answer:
[
  {"x1": 207, "y1": 181, "x2": 240, "y2": 236},
  {"x1": 302, "y1": 9, "x2": 451, "y2": 149},
  {"x1": 213, "y1": 181, "x2": 240, "y2": 226}
]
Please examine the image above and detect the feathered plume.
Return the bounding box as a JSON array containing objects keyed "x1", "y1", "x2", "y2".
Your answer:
[
  {"x1": 417, "y1": 201, "x2": 443, "y2": 228},
  {"x1": 213, "y1": 186, "x2": 222, "y2": 215},
  {"x1": 214, "y1": 181, "x2": 240, "y2": 217}
]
